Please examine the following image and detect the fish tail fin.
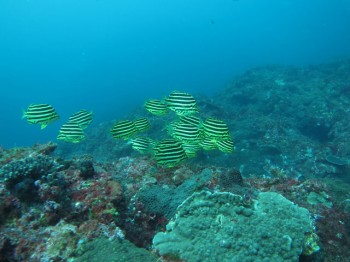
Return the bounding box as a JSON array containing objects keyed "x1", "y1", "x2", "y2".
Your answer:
[{"x1": 21, "y1": 110, "x2": 26, "y2": 119}]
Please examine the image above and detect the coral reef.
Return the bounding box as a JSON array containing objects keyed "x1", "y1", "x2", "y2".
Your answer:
[
  {"x1": 0, "y1": 154, "x2": 63, "y2": 200},
  {"x1": 153, "y1": 190, "x2": 315, "y2": 262},
  {"x1": 137, "y1": 168, "x2": 214, "y2": 219},
  {"x1": 75, "y1": 237, "x2": 158, "y2": 262},
  {"x1": 212, "y1": 60, "x2": 350, "y2": 179}
]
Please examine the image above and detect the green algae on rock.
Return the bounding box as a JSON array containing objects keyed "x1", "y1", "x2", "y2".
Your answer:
[
  {"x1": 153, "y1": 190, "x2": 317, "y2": 262},
  {"x1": 307, "y1": 191, "x2": 333, "y2": 208}
]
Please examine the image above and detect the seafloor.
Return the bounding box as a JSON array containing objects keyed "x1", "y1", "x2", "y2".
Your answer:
[{"x1": 1, "y1": 59, "x2": 350, "y2": 261}]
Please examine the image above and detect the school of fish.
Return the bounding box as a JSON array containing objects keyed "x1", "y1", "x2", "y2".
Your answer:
[{"x1": 23, "y1": 91, "x2": 234, "y2": 167}]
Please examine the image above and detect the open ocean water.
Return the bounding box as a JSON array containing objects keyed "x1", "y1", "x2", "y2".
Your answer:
[{"x1": 1, "y1": 0, "x2": 350, "y2": 147}]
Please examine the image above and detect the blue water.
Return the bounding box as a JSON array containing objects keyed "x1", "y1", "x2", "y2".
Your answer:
[{"x1": 1, "y1": 0, "x2": 350, "y2": 148}]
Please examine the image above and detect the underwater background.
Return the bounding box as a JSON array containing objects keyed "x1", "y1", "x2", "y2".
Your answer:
[
  {"x1": 1, "y1": 0, "x2": 350, "y2": 147},
  {"x1": 1, "y1": 1, "x2": 350, "y2": 262}
]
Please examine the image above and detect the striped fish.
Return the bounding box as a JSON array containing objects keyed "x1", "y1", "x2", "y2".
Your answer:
[
  {"x1": 216, "y1": 137, "x2": 234, "y2": 153},
  {"x1": 111, "y1": 120, "x2": 137, "y2": 140},
  {"x1": 202, "y1": 118, "x2": 230, "y2": 139},
  {"x1": 22, "y1": 103, "x2": 59, "y2": 129},
  {"x1": 165, "y1": 91, "x2": 198, "y2": 116},
  {"x1": 57, "y1": 121, "x2": 85, "y2": 143},
  {"x1": 69, "y1": 109, "x2": 93, "y2": 129},
  {"x1": 134, "y1": 118, "x2": 151, "y2": 132},
  {"x1": 168, "y1": 121, "x2": 201, "y2": 142},
  {"x1": 182, "y1": 142, "x2": 202, "y2": 158},
  {"x1": 129, "y1": 136, "x2": 155, "y2": 154},
  {"x1": 153, "y1": 139, "x2": 187, "y2": 168},
  {"x1": 144, "y1": 99, "x2": 168, "y2": 116},
  {"x1": 179, "y1": 115, "x2": 202, "y2": 127},
  {"x1": 165, "y1": 121, "x2": 177, "y2": 136},
  {"x1": 199, "y1": 136, "x2": 218, "y2": 151}
]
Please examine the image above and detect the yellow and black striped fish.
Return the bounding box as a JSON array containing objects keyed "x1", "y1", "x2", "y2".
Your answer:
[
  {"x1": 168, "y1": 121, "x2": 201, "y2": 142},
  {"x1": 153, "y1": 139, "x2": 187, "y2": 168},
  {"x1": 181, "y1": 142, "x2": 202, "y2": 158},
  {"x1": 179, "y1": 115, "x2": 202, "y2": 127},
  {"x1": 69, "y1": 110, "x2": 93, "y2": 129},
  {"x1": 216, "y1": 137, "x2": 234, "y2": 153},
  {"x1": 134, "y1": 118, "x2": 151, "y2": 132},
  {"x1": 199, "y1": 137, "x2": 218, "y2": 151},
  {"x1": 129, "y1": 136, "x2": 155, "y2": 154},
  {"x1": 165, "y1": 91, "x2": 198, "y2": 116},
  {"x1": 144, "y1": 99, "x2": 168, "y2": 116},
  {"x1": 57, "y1": 121, "x2": 85, "y2": 143},
  {"x1": 202, "y1": 118, "x2": 230, "y2": 139},
  {"x1": 111, "y1": 120, "x2": 137, "y2": 140},
  {"x1": 22, "y1": 103, "x2": 59, "y2": 129}
]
